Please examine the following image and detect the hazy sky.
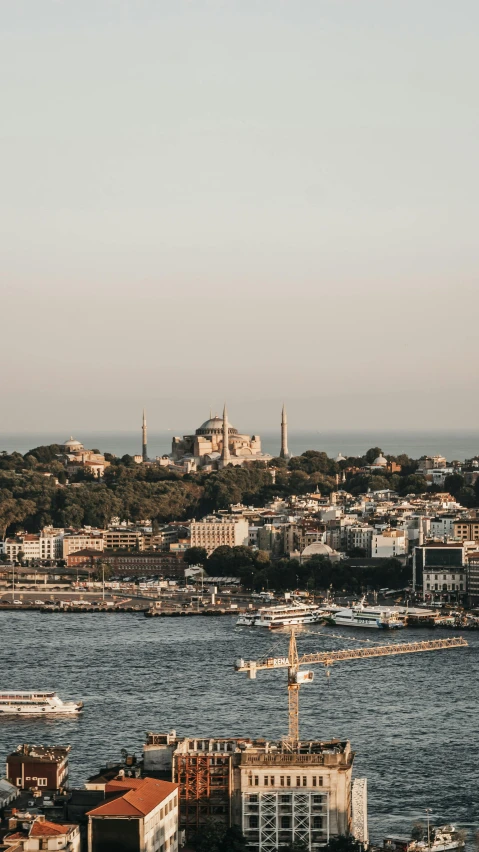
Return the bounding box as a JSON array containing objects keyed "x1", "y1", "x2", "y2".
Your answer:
[{"x1": 1, "y1": 0, "x2": 479, "y2": 434}]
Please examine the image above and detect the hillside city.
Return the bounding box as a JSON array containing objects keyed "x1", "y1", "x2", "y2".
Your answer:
[{"x1": 1, "y1": 419, "x2": 479, "y2": 608}]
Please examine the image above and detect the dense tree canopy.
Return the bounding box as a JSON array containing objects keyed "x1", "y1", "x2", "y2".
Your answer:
[{"x1": 0, "y1": 443, "x2": 477, "y2": 542}]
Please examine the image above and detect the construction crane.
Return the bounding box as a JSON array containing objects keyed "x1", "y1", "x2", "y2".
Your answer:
[{"x1": 235, "y1": 631, "x2": 468, "y2": 746}]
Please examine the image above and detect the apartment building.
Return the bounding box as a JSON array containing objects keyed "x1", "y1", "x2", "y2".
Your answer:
[
  {"x1": 371, "y1": 530, "x2": 407, "y2": 559},
  {"x1": 63, "y1": 532, "x2": 104, "y2": 558},
  {"x1": 189, "y1": 516, "x2": 249, "y2": 555},
  {"x1": 103, "y1": 528, "x2": 145, "y2": 551},
  {"x1": 7, "y1": 744, "x2": 70, "y2": 791},
  {"x1": 343, "y1": 525, "x2": 374, "y2": 555},
  {"x1": 453, "y1": 519, "x2": 479, "y2": 542},
  {"x1": 3, "y1": 532, "x2": 63, "y2": 563}
]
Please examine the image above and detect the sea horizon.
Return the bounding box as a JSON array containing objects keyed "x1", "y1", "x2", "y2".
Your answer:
[{"x1": 2, "y1": 429, "x2": 479, "y2": 462}]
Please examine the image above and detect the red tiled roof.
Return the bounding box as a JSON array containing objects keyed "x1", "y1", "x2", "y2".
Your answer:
[
  {"x1": 31, "y1": 821, "x2": 74, "y2": 837},
  {"x1": 88, "y1": 778, "x2": 177, "y2": 818}
]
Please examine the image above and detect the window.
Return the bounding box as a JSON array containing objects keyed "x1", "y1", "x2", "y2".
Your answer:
[
  {"x1": 249, "y1": 795, "x2": 258, "y2": 804},
  {"x1": 38, "y1": 778, "x2": 47, "y2": 787},
  {"x1": 254, "y1": 776, "x2": 259, "y2": 786},
  {"x1": 264, "y1": 776, "x2": 269, "y2": 786},
  {"x1": 270, "y1": 776, "x2": 275, "y2": 786},
  {"x1": 249, "y1": 815, "x2": 259, "y2": 829},
  {"x1": 312, "y1": 776, "x2": 317, "y2": 787},
  {"x1": 280, "y1": 776, "x2": 285, "y2": 787},
  {"x1": 313, "y1": 816, "x2": 323, "y2": 829},
  {"x1": 281, "y1": 816, "x2": 291, "y2": 829},
  {"x1": 248, "y1": 776, "x2": 252, "y2": 787},
  {"x1": 313, "y1": 795, "x2": 323, "y2": 804},
  {"x1": 286, "y1": 776, "x2": 291, "y2": 787},
  {"x1": 303, "y1": 776, "x2": 307, "y2": 786},
  {"x1": 296, "y1": 776, "x2": 301, "y2": 786}
]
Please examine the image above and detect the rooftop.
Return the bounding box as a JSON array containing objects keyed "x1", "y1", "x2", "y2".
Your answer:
[{"x1": 87, "y1": 777, "x2": 177, "y2": 818}]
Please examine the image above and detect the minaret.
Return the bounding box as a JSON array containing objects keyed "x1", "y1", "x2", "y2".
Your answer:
[
  {"x1": 221, "y1": 404, "x2": 230, "y2": 465},
  {"x1": 280, "y1": 403, "x2": 290, "y2": 459},
  {"x1": 142, "y1": 409, "x2": 148, "y2": 462}
]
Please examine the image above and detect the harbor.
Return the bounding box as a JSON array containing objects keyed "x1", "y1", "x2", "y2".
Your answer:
[{"x1": 0, "y1": 610, "x2": 477, "y2": 843}]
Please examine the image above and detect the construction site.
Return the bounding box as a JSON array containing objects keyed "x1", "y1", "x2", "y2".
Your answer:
[{"x1": 142, "y1": 632, "x2": 467, "y2": 851}]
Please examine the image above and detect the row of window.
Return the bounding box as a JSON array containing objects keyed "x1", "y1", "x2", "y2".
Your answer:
[
  {"x1": 425, "y1": 574, "x2": 464, "y2": 580},
  {"x1": 248, "y1": 776, "x2": 324, "y2": 788},
  {"x1": 247, "y1": 815, "x2": 323, "y2": 830},
  {"x1": 425, "y1": 583, "x2": 463, "y2": 591},
  {"x1": 247, "y1": 794, "x2": 325, "y2": 805},
  {"x1": 19, "y1": 777, "x2": 47, "y2": 786},
  {"x1": 159, "y1": 796, "x2": 177, "y2": 820}
]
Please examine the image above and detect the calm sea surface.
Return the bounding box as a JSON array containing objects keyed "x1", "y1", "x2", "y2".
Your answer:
[
  {"x1": 2, "y1": 430, "x2": 479, "y2": 461},
  {"x1": 0, "y1": 613, "x2": 477, "y2": 841}
]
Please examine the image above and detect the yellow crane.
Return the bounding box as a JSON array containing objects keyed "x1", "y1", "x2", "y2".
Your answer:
[{"x1": 235, "y1": 631, "x2": 468, "y2": 746}]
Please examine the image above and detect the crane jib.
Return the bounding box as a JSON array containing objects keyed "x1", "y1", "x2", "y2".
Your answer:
[{"x1": 236, "y1": 636, "x2": 468, "y2": 673}]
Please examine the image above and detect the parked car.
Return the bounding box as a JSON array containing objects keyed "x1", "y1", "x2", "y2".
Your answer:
[
  {"x1": 13, "y1": 599, "x2": 23, "y2": 605},
  {"x1": 34, "y1": 600, "x2": 45, "y2": 605}
]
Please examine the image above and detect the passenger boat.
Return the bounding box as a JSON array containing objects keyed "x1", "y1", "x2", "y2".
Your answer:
[
  {"x1": 0, "y1": 691, "x2": 83, "y2": 715},
  {"x1": 327, "y1": 600, "x2": 406, "y2": 629},
  {"x1": 236, "y1": 602, "x2": 323, "y2": 629}
]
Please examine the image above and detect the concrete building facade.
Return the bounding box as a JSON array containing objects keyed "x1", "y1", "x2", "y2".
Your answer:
[{"x1": 189, "y1": 517, "x2": 249, "y2": 555}]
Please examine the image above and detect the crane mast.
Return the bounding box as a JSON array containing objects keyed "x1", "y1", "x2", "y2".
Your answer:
[{"x1": 235, "y1": 631, "x2": 468, "y2": 747}]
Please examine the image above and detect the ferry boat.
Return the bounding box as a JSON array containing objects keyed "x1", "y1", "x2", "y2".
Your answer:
[
  {"x1": 327, "y1": 600, "x2": 406, "y2": 629},
  {"x1": 0, "y1": 691, "x2": 83, "y2": 715},
  {"x1": 236, "y1": 602, "x2": 323, "y2": 629}
]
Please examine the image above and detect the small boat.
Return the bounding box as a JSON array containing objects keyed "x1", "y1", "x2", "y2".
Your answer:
[
  {"x1": 0, "y1": 691, "x2": 83, "y2": 715},
  {"x1": 408, "y1": 825, "x2": 465, "y2": 852},
  {"x1": 236, "y1": 612, "x2": 259, "y2": 627}
]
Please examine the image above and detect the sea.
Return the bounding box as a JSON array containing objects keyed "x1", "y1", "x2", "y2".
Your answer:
[
  {"x1": 2, "y1": 430, "x2": 479, "y2": 461},
  {"x1": 0, "y1": 613, "x2": 477, "y2": 842}
]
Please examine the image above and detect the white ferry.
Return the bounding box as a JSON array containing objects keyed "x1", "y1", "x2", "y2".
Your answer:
[
  {"x1": 328, "y1": 601, "x2": 406, "y2": 629},
  {"x1": 236, "y1": 602, "x2": 323, "y2": 629},
  {"x1": 0, "y1": 691, "x2": 83, "y2": 715}
]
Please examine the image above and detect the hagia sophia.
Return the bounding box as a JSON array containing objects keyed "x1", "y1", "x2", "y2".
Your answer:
[
  {"x1": 169, "y1": 405, "x2": 285, "y2": 470},
  {"x1": 58, "y1": 406, "x2": 290, "y2": 476}
]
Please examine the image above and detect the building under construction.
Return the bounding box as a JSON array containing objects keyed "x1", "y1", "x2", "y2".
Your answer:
[
  {"x1": 142, "y1": 633, "x2": 467, "y2": 850},
  {"x1": 143, "y1": 731, "x2": 366, "y2": 851}
]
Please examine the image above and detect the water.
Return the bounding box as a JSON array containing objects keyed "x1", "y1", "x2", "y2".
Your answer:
[
  {"x1": 2, "y1": 430, "x2": 479, "y2": 461},
  {"x1": 0, "y1": 612, "x2": 477, "y2": 841}
]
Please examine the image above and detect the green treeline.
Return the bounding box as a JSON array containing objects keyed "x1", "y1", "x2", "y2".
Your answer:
[{"x1": 0, "y1": 444, "x2": 478, "y2": 540}]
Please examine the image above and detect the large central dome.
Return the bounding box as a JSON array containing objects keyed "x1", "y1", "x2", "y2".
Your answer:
[{"x1": 196, "y1": 415, "x2": 238, "y2": 436}]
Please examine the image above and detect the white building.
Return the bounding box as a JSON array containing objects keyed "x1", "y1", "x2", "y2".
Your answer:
[
  {"x1": 430, "y1": 515, "x2": 458, "y2": 539},
  {"x1": 4, "y1": 816, "x2": 80, "y2": 851},
  {"x1": 190, "y1": 516, "x2": 249, "y2": 555},
  {"x1": 87, "y1": 777, "x2": 178, "y2": 852},
  {"x1": 371, "y1": 530, "x2": 407, "y2": 559},
  {"x1": 423, "y1": 569, "x2": 466, "y2": 600},
  {"x1": 3, "y1": 530, "x2": 63, "y2": 563}
]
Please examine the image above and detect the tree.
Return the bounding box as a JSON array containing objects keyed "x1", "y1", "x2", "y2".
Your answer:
[
  {"x1": 323, "y1": 835, "x2": 364, "y2": 852},
  {"x1": 280, "y1": 840, "x2": 310, "y2": 852},
  {"x1": 365, "y1": 447, "x2": 383, "y2": 464},
  {"x1": 184, "y1": 546, "x2": 208, "y2": 566},
  {"x1": 220, "y1": 825, "x2": 248, "y2": 852},
  {"x1": 444, "y1": 473, "x2": 465, "y2": 497}
]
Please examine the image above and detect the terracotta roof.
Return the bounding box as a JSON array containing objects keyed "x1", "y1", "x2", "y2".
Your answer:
[
  {"x1": 88, "y1": 778, "x2": 177, "y2": 818},
  {"x1": 31, "y1": 821, "x2": 75, "y2": 837}
]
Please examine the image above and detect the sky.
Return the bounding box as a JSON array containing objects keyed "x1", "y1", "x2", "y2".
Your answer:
[{"x1": 1, "y1": 0, "x2": 479, "y2": 434}]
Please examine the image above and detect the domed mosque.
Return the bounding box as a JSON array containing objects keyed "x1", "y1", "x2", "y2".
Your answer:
[{"x1": 171, "y1": 406, "x2": 273, "y2": 469}]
